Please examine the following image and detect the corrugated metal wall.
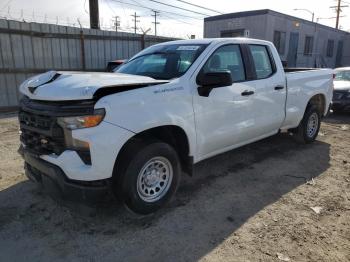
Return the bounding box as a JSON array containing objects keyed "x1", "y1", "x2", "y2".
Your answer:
[{"x1": 0, "y1": 19, "x2": 177, "y2": 108}]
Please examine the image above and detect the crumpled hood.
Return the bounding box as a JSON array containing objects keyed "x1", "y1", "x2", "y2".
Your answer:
[
  {"x1": 334, "y1": 80, "x2": 350, "y2": 91},
  {"x1": 19, "y1": 71, "x2": 169, "y2": 101}
]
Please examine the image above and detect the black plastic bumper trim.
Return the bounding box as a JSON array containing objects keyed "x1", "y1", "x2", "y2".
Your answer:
[{"x1": 21, "y1": 147, "x2": 111, "y2": 203}]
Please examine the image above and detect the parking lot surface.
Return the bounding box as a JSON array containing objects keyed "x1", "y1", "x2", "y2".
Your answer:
[{"x1": 0, "y1": 113, "x2": 349, "y2": 262}]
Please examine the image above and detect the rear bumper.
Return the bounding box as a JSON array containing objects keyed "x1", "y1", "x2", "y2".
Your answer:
[{"x1": 20, "y1": 146, "x2": 111, "y2": 203}]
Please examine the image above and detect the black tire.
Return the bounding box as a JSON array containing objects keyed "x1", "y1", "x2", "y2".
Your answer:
[
  {"x1": 115, "y1": 140, "x2": 181, "y2": 214},
  {"x1": 294, "y1": 105, "x2": 321, "y2": 144}
]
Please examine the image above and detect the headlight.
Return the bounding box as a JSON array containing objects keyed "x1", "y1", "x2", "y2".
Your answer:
[{"x1": 57, "y1": 108, "x2": 105, "y2": 130}]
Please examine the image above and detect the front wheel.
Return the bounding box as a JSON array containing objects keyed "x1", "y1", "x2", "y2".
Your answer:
[
  {"x1": 116, "y1": 141, "x2": 181, "y2": 214},
  {"x1": 293, "y1": 105, "x2": 321, "y2": 144}
]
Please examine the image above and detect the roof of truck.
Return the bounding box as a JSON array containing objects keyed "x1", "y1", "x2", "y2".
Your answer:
[
  {"x1": 335, "y1": 67, "x2": 350, "y2": 71},
  {"x1": 160, "y1": 37, "x2": 272, "y2": 46}
]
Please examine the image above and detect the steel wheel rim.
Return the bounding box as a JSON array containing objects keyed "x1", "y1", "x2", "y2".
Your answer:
[
  {"x1": 307, "y1": 112, "x2": 319, "y2": 138},
  {"x1": 136, "y1": 156, "x2": 173, "y2": 203}
]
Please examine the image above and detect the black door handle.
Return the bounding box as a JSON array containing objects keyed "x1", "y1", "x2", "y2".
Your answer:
[
  {"x1": 241, "y1": 90, "x2": 254, "y2": 96},
  {"x1": 274, "y1": 86, "x2": 285, "y2": 90}
]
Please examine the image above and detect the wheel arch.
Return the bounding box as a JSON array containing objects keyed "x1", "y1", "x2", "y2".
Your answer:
[
  {"x1": 113, "y1": 125, "x2": 194, "y2": 179},
  {"x1": 307, "y1": 93, "x2": 327, "y2": 116}
]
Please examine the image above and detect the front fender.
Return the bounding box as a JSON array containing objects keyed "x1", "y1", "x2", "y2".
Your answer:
[
  {"x1": 95, "y1": 84, "x2": 196, "y2": 157},
  {"x1": 41, "y1": 121, "x2": 135, "y2": 181}
]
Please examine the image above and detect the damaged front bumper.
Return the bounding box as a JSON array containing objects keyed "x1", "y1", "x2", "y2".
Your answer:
[
  {"x1": 19, "y1": 146, "x2": 111, "y2": 203},
  {"x1": 17, "y1": 96, "x2": 134, "y2": 202}
]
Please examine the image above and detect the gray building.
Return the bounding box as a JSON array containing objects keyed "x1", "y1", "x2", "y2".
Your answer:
[{"x1": 204, "y1": 9, "x2": 350, "y2": 68}]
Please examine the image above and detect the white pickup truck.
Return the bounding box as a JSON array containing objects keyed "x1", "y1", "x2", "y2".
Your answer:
[{"x1": 18, "y1": 38, "x2": 333, "y2": 214}]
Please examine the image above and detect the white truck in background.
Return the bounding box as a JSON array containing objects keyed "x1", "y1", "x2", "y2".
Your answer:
[{"x1": 18, "y1": 38, "x2": 333, "y2": 214}]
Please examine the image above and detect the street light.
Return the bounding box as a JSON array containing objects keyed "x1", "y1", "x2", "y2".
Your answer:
[{"x1": 293, "y1": 8, "x2": 315, "y2": 22}]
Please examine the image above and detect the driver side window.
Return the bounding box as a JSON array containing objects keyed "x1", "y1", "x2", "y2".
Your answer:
[{"x1": 202, "y1": 45, "x2": 246, "y2": 82}]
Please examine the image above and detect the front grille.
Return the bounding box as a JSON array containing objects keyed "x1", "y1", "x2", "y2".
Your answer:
[
  {"x1": 19, "y1": 110, "x2": 65, "y2": 155},
  {"x1": 19, "y1": 96, "x2": 95, "y2": 158},
  {"x1": 20, "y1": 128, "x2": 65, "y2": 155},
  {"x1": 19, "y1": 111, "x2": 52, "y2": 130}
]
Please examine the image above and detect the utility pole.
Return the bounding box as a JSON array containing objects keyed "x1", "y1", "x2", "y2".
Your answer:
[
  {"x1": 89, "y1": 0, "x2": 100, "y2": 29},
  {"x1": 330, "y1": 0, "x2": 348, "y2": 29},
  {"x1": 113, "y1": 16, "x2": 120, "y2": 32},
  {"x1": 151, "y1": 10, "x2": 160, "y2": 36},
  {"x1": 131, "y1": 12, "x2": 140, "y2": 34}
]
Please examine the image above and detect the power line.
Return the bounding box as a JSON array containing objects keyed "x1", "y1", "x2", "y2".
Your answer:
[
  {"x1": 84, "y1": 0, "x2": 89, "y2": 14},
  {"x1": 105, "y1": 0, "x2": 117, "y2": 14},
  {"x1": 130, "y1": 0, "x2": 202, "y2": 27},
  {"x1": 0, "y1": 9, "x2": 91, "y2": 27},
  {"x1": 130, "y1": 0, "x2": 204, "y2": 19},
  {"x1": 1, "y1": 0, "x2": 13, "y2": 11},
  {"x1": 146, "y1": 0, "x2": 211, "y2": 16},
  {"x1": 108, "y1": 0, "x2": 202, "y2": 35},
  {"x1": 161, "y1": 12, "x2": 198, "y2": 26},
  {"x1": 133, "y1": 0, "x2": 200, "y2": 26},
  {"x1": 110, "y1": 0, "x2": 202, "y2": 20},
  {"x1": 129, "y1": 0, "x2": 198, "y2": 29},
  {"x1": 174, "y1": 0, "x2": 223, "y2": 14}
]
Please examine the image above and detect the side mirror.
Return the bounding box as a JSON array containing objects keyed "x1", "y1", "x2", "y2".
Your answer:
[{"x1": 196, "y1": 70, "x2": 232, "y2": 97}]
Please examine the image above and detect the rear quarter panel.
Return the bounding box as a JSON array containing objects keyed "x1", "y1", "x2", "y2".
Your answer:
[{"x1": 282, "y1": 69, "x2": 334, "y2": 129}]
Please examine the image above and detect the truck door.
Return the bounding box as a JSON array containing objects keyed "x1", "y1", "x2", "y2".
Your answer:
[
  {"x1": 246, "y1": 44, "x2": 286, "y2": 137},
  {"x1": 193, "y1": 44, "x2": 257, "y2": 160}
]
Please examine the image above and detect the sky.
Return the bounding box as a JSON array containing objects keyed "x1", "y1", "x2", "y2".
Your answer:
[{"x1": 0, "y1": 0, "x2": 349, "y2": 38}]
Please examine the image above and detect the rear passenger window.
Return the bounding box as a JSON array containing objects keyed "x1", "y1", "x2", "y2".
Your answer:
[
  {"x1": 249, "y1": 45, "x2": 274, "y2": 79},
  {"x1": 202, "y1": 45, "x2": 246, "y2": 82}
]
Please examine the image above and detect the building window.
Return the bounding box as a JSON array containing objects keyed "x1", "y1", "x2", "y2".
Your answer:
[
  {"x1": 304, "y1": 36, "x2": 314, "y2": 56},
  {"x1": 273, "y1": 31, "x2": 286, "y2": 55},
  {"x1": 220, "y1": 29, "x2": 245, "y2": 38},
  {"x1": 327, "y1": 40, "x2": 334, "y2": 57}
]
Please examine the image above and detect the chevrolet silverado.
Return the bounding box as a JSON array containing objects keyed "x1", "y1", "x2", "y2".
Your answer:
[{"x1": 18, "y1": 38, "x2": 333, "y2": 214}]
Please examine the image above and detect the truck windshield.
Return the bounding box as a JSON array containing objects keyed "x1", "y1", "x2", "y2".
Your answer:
[
  {"x1": 116, "y1": 44, "x2": 208, "y2": 80},
  {"x1": 335, "y1": 70, "x2": 350, "y2": 81}
]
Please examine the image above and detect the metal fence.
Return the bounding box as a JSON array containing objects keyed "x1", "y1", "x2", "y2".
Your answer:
[{"x1": 0, "y1": 19, "x2": 177, "y2": 109}]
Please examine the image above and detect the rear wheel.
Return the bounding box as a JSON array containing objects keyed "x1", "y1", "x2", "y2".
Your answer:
[
  {"x1": 115, "y1": 140, "x2": 181, "y2": 214},
  {"x1": 293, "y1": 105, "x2": 321, "y2": 144}
]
